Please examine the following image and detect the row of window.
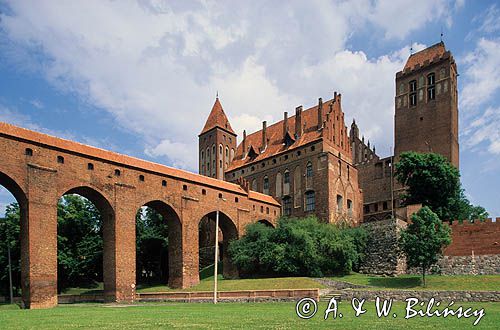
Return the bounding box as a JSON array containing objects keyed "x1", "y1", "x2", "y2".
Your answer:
[
  {"x1": 24, "y1": 148, "x2": 277, "y2": 215},
  {"x1": 200, "y1": 144, "x2": 235, "y2": 177},
  {"x1": 229, "y1": 145, "x2": 317, "y2": 179},
  {"x1": 282, "y1": 190, "x2": 316, "y2": 215},
  {"x1": 250, "y1": 162, "x2": 314, "y2": 196},
  {"x1": 409, "y1": 72, "x2": 436, "y2": 106}
]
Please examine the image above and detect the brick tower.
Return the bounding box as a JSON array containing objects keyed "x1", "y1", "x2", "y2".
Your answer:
[
  {"x1": 394, "y1": 42, "x2": 459, "y2": 168},
  {"x1": 199, "y1": 97, "x2": 237, "y2": 179}
]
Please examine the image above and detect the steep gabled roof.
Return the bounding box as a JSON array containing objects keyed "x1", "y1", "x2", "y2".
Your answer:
[
  {"x1": 404, "y1": 42, "x2": 446, "y2": 71},
  {"x1": 200, "y1": 97, "x2": 235, "y2": 135}
]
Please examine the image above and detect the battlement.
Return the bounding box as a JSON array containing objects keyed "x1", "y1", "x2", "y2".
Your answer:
[{"x1": 444, "y1": 217, "x2": 500, "y2": 257}]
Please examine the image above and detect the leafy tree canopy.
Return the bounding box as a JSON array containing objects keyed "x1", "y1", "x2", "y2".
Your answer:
[
  {"x1": 395, "y1": 152, "x2": 488, "y2": 221},
  {"x1": 399, "y1": 206, "x2": 451, "y2": 286}
]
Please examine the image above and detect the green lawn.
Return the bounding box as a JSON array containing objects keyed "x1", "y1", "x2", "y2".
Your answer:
[
  {"x1": 330, "y1": 274, "x2": 500, "y2": 291},
  {"x1": 137, "y1": 276, "x2": 325, "y2": 293},
  {"x1": 0, "y1": 301, "x2": 497, "y2": 329}
]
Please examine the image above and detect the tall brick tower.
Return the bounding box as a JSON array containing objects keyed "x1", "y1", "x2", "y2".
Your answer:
[
  {"x1": 199, "y1": 97, "x2": 237, "y2": 179},
  {"x1": 394, "y1": 42, "x2": 459, "y2": 168}
]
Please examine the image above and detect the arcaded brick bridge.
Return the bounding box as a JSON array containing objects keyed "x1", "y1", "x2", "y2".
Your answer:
[{"x1": 0, "y1": 122, "x2": 280, "y2": 309}]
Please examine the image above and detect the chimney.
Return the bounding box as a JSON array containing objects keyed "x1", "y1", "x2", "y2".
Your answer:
[
  {"x1": 334, "y1": 91, "x2": 338, "y2": 100},
  {"x1": 242, "y1": 130, "x2": 247, "y2": 156},
  {"x1": 262, "y1": 121, "x2": 267, "y2": 151},
  {"x1": 295, "y1": 106, "x2": 303, "y2": 138},
  {"x1": 283, "y1": 111, "x2": 288, "y2": 140},
  {"x1": 317, "y1": 97, "x2": 323, "y2": 129}
]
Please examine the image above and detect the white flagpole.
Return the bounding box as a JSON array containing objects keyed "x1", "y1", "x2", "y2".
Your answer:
[{"x1": 213, "y1": 210, "x2": 219, "y2": 304}]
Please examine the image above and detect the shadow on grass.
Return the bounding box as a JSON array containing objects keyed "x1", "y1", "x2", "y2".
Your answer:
[{"x1": 367, "y1": 276, "x2": 422, "y2": 289}]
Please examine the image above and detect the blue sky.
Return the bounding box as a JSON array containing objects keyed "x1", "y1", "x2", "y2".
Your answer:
[{"x1": 0, "y1": 0, "x2": 499, "y2": 217}]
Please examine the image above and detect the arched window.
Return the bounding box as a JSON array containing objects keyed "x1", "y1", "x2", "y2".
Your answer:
[
  {"x1": 219, "y1": 144, "x2": 223, "y2": 155},
  {"x1": 283, "y1": 169, "x2": 290, "y2": 195},
  {"x1": 347, "y1": 199, "x2": 353, "y2": 216},
  {"x1": 230, "y1": 148, "x2": 235, "y2": 162},
  {"x1": 251, "y1": 179, "x2": 257, "y2": 191},
  {"x1": 225, "y1": 146, "x2": 229, "y2": 162},
  {"x1": 294, "y1": 166, "x2": 301, "y2": 207},
  {"x1": 275, "y1": 172, "x2": 282, "y2": 197},
  {"x1": 337, "y1": 194, "x2": 343, "y2": 213},
  {"x1": 427, "y1": 73, "x2": 436, "y2": 101},
  {"x1": 409, "y1": 80, "x2": 417, "y2": 106},
  {"x1": 263, "y1": 176, "x2": 269, "y2": 195},
  {"x1": 305, "y1": 191, "x2": 315, "y2": 211},
  {"x1": 212, "y1": 144, "x2": 216, "y2": 156},
  {"x1": 306, "y1": 162, "x2": 313, "y2": 177},
  {"x1": 283, "y1": 196, "x2": 292, "y2": 216}
]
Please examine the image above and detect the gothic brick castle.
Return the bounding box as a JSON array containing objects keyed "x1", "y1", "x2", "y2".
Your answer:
[{"x1": 199, "y1": 42, "x2": 459, "y2": 224}]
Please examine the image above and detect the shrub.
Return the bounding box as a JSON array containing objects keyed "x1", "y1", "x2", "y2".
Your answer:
[{"x1": 228, "y1": 216, "x2": 367, "y2": 277}]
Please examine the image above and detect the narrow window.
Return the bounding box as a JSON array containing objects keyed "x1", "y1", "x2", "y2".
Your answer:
[
  {"x1": 383, "y1": 201, "x2": 388, "y2": 210},
  {"x1": 306, "y1": 162, "x2": 313, "y2": 178},
  {"x1": 162, "y1": 180, "x2": 167, "y2": 187},
  {"x1": 336, "y1": 194, "x2": 343, "y2": 212},
  {"x1": 409, "y1": 80, "x2": 417, "y2": 106},
  {"x1": 139, "y1": 175, "x2": 145, "y2": 182},
  {"x1": 218, "y1": 193, "x2": 223, "y2": 199},
  {"x1": 183, "y1": 184, "x2": 187, "y2": 191},
  {"x1": 266, "y1": 207, "x2": 270, "y2": 214},
  {"x1": 251, "y1": 179, "x2": 257, "y2": 191},
  {"x1": 25, "y1": 148, "x2": 33, "y2": 156},
  {"x1": 202, "y1": 189, "x2": 207, "y2": 195},
  {"x1": 263, "y1": 176, "x2": 269, "y2": 195},
  {"x1": 364, "y1": 204, "x2": 370, "y2": 214},
  {"x1": 427, "y1": 73, "x2": 436, "y2": 101},
  {"x1": 87, "y1": 163, "x2": 94, "y2": 170},
  {"x1": 283, "y1": 196, "x2": 292, "y2": 216},
  {"x1": 374, "y1": 203, "x2": 379, "y2": 212},
  {"x1": 305, "y1": 191, "x2": 315, "y2": 211},
  {"x1": 260, "y1": 206, "x2": 264, "y2": 213},
  {"x1": 114, "y1": 169, "x2": 121, "y2": 176},
  {"x1": 57, "y1": 155, "x2": 65, "y2": 164},
  {"x1": 347, "y1": 199, "x2": 353, "y2": 216},
  {"x1": 284, "y1": 170, "x2": 290, "y2": 184},
  {"x1": 235, "y1": 197, "x2": 239, "y2": 203}
]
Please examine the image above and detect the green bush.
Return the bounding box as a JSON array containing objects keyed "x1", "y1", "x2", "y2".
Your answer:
[{"x1": 228, "y1": 216, "x2": 367, "y2": 277}]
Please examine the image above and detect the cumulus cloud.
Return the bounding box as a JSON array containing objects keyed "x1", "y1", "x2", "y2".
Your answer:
[
  {"x1": 0, "y1": 0, "x2": 459, "y2": 170},
  {"x1": 460, "y1": 37, "x2": 500, "y2": 159}
]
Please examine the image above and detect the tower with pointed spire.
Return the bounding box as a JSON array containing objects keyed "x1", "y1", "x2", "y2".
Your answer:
[{"x1": 199, "y1": 96, "x2": 237, "y2": 180}]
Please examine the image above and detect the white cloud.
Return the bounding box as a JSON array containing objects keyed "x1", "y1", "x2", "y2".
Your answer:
[
  {"x1": 0, "y1": 0, "x2": 458, "y2": 170},
  {"x1": 461, "y1": 38, "x2": 500, "y2": 112}
]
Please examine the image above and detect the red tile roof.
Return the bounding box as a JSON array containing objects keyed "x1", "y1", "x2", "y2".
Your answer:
[
  {"x1": 200, "y1": 98, "x2": 235, "y2": 135},
  {"x1": 404, "y1": 42, "x2": 446, "y2": 71},
  {"x1": 227, "y1": 96, "x2": 349, "y2": 171},
  {"x1": 0, "y1": 121, "x2": 279, "y2": 206}
]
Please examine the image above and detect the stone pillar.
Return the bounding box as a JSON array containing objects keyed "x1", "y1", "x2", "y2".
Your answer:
[
  {"x1": 104, "y1": 184, "x2": 136, "y2": 303},
  {"x1": 23, "y1": 164, "x2": 58, "y2": 309}
]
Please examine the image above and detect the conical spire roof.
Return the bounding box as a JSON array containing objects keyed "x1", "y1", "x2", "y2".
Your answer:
[{"x1": 200, "y1": 97, "x2": 235, "y2": 135}]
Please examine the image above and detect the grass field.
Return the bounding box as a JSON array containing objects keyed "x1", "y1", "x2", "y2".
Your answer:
[
  {"x1": 0, "y1": 301, "x2": 498, "y2": 329},
  {"x1": 59, "y1": 273, "x2": 500, "y2": 295},
  {"x1": 137, "y1": 276, "x2": 325, "y2": 293},
  {"x1": 330, "y1": 274, "x2": 500, "y2": 291}
]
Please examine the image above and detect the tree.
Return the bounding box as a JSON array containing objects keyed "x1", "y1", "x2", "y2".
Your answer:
[
  {"x1": 399, "y1": 207, "x2": 451, "y2": 286},
  {"x1": 136, "y1": 207, "x2": 168, "y2": 285},
  {"x1": 0, "y1": 203, "x2": 21, "y2": 297},
  {"x1": 395, "y1": 152, "x2": 488, "y2": 221},
  {"x1": 57, "y1": 195, "x2": 103, "y2": 291}
]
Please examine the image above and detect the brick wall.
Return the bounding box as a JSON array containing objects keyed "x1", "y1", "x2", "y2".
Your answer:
[{"x1": 444, "y1": 218, "x2": 500, "y2": 256}]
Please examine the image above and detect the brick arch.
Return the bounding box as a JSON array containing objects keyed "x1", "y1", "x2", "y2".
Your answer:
[
  {"x1": 136, "y1": 200, "x2": 183, "y2": 288},
  {"x1": 198, "y1": 210, "x2": 239, "y2": 279},
  {"x1": 58, "y1": 185, "x2": 116, "y2": 300},
  {"x1": 0, "y1": 170, "x2": 27, "y2": 206},
  {"x1": 257, "y1": 219, "x2": 275, "y2": 228},
  {"x1": 0, "y1": 171, "x2": 29, "y2": 304}
]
